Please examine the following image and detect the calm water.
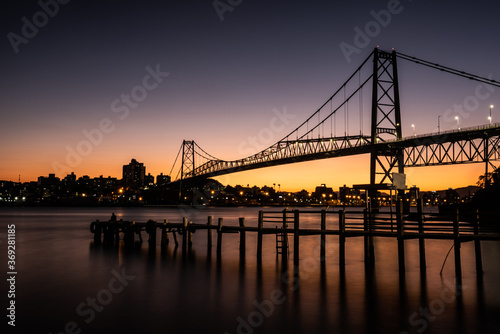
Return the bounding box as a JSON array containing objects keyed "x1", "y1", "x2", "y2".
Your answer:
[{"x1": 1, "y1": 206, "x2": 499, "y2": 334}]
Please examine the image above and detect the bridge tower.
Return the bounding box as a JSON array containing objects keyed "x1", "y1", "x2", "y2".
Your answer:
[
  {"x1": 178, "y1": 140, "x2": 195, "y2": 200},
  {"x1": 181, "y1": 140, "x2": 195, "y2": 180},
  {"x1": 369, "y1": 48, "x2": 404, "y2": 194}
]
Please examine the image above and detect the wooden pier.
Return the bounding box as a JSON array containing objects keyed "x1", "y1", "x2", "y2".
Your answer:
[{"x1": 90, "y1": 199, "x2": 500, "y2": 282}]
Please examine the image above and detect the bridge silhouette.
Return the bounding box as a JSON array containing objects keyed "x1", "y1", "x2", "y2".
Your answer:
[{"x1": 170, "y1": 48, "x2": 500, "y2": 192}]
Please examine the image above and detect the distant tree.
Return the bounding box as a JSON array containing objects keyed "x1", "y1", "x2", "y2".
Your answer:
[
  {"x1": 477, "y1": 166, "x2": 500, "y2": 188},
  {"x1": 472, "y1": 166, "x2": 500, "y2": 214}
]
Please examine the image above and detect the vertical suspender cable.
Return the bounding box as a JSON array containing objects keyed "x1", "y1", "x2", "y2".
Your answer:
[
  {"x1": 344, "y1": 86, "x2": 347, "y2": 137},
  {"x1": 359, "y1": 71, "x2": 363, "y2": 136}
]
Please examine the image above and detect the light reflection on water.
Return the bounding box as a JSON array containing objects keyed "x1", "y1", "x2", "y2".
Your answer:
[{"x1": 1, "y1": 207, "x2": 499, "y2": 333}]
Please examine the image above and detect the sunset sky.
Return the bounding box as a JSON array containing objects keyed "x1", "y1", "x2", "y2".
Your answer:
[{"x1": 1, "y1": 0, "x2": 498, "y2": 191}]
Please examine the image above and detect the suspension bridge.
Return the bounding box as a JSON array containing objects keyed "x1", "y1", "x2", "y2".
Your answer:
[{"x1": 169, "y1": 48, "x2": 500, "y2": 192}]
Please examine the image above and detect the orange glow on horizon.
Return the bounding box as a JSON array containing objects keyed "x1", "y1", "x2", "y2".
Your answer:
[{"x1": 1, "y1": 149, "x2": 486, "y2": 192}]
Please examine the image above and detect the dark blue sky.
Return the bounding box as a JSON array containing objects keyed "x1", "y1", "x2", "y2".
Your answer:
[{"x1": 1, "y1": 0, "x2": 499, "y2": 189}]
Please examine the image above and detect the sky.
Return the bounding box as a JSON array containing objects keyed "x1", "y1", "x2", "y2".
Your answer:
[{"x1": 0, "y1": 0, "x2": 499, "y2": 191}]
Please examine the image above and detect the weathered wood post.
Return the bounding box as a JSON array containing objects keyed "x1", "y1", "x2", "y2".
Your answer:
[
  {"x1": 161, "y1": 219, "x2": 169, "y2": 247},
  {"x1": 363, "y1": 208, "x2": 374, "y2": 265},
  {"x1": 134, "y1": 221, "x2": 142, "y2": 243},
  {"x1": 417, "y1": 198, "x2": 426, "y2": 272},
  {"x1": 257, "y1": 211, "x2": 263, "y2": 259},
  {"x1": 282, "y1": 209, "x2": 288, "y2": 258},
  {"x1": 115, "y1": 222, "x2": 120, "y2": 244},
  {"x1": 339, "y1": 210, "x2": 346, "y2": 268},
  {"x1": 104, "y1": 222, "x2": 115, "y2": 245},
  {"x1": 239, "y1": 217, "x2": 246, "y2": 256},
  {"x1": 293, "y1": 210, "x2": 300, "y2": 265},
  {"x1": 124, "y1": 221, "x2": 134, "y2": 245},
  {"x1": 182, "y1": 217, "x2": 188, "y2": 253},
  {"x1": 320, "y1": 209, "x2": 326, "y2": 261},
  {"x1": 188, "y1": 220, "x2": 193, "y2": 246},
  {"x1": 92, "y1": 220, "x2": 102, "y2": 244},
  {"x1": 147, "y1": 220, "x2": 157, "y2": 247},
  {"x1": 172, "y1": 228, "x2": 178, "y2": 247},
  {"x1": 217, "y1": 218, "x2": 223, "y2": 256},
  {"x1": 207, "y1": 216, "x2": 213, "y2": 251},
  {"x1": 473, "y1": 210, "x2": 483, "y2": 274},
  {"x1": 396, "y1": 199, "x2": 405, "y2": 273},
  {"x1": 453, "y1": 208, "x2": 462, "y2": 284}
]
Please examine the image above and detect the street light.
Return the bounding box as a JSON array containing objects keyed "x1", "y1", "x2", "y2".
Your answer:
[
  {"x1": 489, "y1": 105, "x2": 494, "y2": 125},
  {"x1": 411, "y1": 124, "x2": 415, "y2": 137},
  {"x1": 438, "y1": 115, "x2": 441, "y2": 133},
  {"x1": 455, "y1": 116, "x2": 460, "y2": 130}
]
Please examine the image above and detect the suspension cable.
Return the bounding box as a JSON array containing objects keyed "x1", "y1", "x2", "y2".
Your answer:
[
  {"x1": 169, "y1": 144, "x2": 183, "y2": 177},
  {"x1": 275, "y1": 50, "x2": 375, "y2": 143},
  {"x1": 397, "y1": 52, "x2": 500, "y2": 87},
  {"x1": 194, "y1": 142, "x2": 220, "y2": 160}
]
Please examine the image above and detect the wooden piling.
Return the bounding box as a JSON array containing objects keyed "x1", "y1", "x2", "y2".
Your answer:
[
  {"x1": 363, "y1": 208, "x2": 374, "y2": 265},
  {"x1": 453, "y1": 208, "x2": 462, "y2": 284},
  {"x1": 473, "y1": 210, "x2": 483, "y2": 274},
  {"x1": 339, "y1": 210, "x2": 346, "y2": 268},
  {"x1": 182, "y1": 217, "x2": 188, "y2": 252},
  {"x1": 147, "y1": 220, "x2": 157, "y2": 246},
  {"x1": 417, "y1": 198, "x2": 426, "y2": 272},
  {"x1": 217, "y1": 218, "x2": 223, "y2": 256},
  {"x1": 207, "y1": 216, "x2": 213, "y2": 250},
  {"x1": 320, "y1": 209, "x2": 326, "y2": 261},
  {"x1": 172, "y1": 228, "x2": 178, "y2": 246},
  {"x1": 188, "y1": 221, "x2": 193, "y2": 246},
  {"x1": 257, "y1": 211, "x2": 263, "y2": 259},
  {"x1": 293, "y1": 210, "x2": 300, "y2": 265},
  {"x1": 124, "y1": 221, "x2": 134, "y2": 245},
  {"x1": 134, "y1": 221, "x2": 143, "y2": 243},
  {"x1": 92, "y1": 220, "x2": 102, "y2": 244},
  {"x1": 115, "y1": 222, "x2": 120, "y2": 244},
  {"x1": 396, "y1": 199, "x2": 405, "y2": 273},
  {"x1": 239, "y1": 217, "x2": 246, "y2": 256},
  {"x1": 161, "y1": 219, "x2": 169, "y2": 247},
  {"x1": 282, "y1": 210, "x2": 288, "y2": 258}
]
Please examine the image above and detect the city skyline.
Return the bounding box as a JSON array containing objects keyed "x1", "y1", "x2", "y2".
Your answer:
[{"x1": 1, "y1": 1, "x2": 499, "y2": 191}]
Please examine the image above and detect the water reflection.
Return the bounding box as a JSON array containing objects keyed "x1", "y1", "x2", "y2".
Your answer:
[{"x1": 3, "y1": 208, "x2": 498, "y2": 334}]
